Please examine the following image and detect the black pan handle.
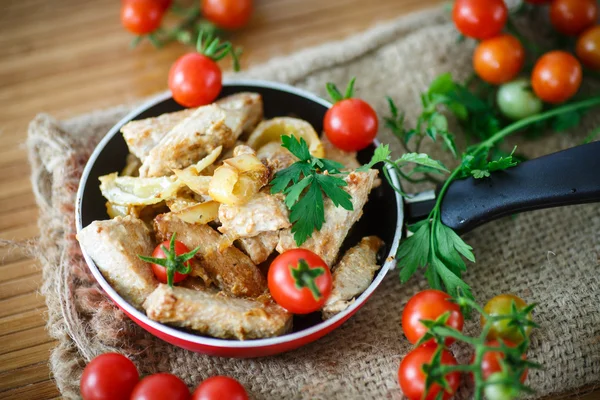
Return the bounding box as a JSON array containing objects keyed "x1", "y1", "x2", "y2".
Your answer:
[{"x1": 437, "y1": 141, "x2": 600, "y2": 234}]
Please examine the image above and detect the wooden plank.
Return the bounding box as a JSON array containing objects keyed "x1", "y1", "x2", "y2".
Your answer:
[
  {"x1": 0, "y1": 259, "x2": 40, "y2": 283},
  {"x1": 0, "y1": 362, "x2": 52, "y2": 392},
  {"x1": 0, "y1": 291, "x2": 46, "y2": 319},
  {"x1": 0, "y1": 270, "x2": 42, "y2": 299},
  {"x1": 0, "y1": 325, "x2": 53, "y2": 355},
  {"x1": 0, "y1": 341, "x2": 56, "y2": 374},
  {"x1": 0, "y1": 309, "x2": 46, "y2": 336},
  {"x1": 0, "y1": 379, "x2": 61, "y2": 400}
]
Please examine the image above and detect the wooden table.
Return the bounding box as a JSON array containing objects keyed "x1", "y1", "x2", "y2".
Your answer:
[{"x1": 0, "y1": 0, "x2": 597, "y2": 399}]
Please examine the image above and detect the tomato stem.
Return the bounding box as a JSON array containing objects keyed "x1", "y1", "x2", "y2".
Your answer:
[
  {"x1": 290, "y1": 259, "x2": 325, "y2": 300},
  {"x1": 325, "y1": 76, "x2": 357, "y2": 103},
  {"x1": 195, "y1": 28, "x2": 242, "y2": 71},
  {"x1": 420, "y1": 292, "x2": 539, "y2": 400},
  {"x1": 137, "y1": 233, "x2": 199, "y2": 287}
]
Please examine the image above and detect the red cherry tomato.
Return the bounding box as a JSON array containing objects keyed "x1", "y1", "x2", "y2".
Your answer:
[
  {"x1": 80, "y1": 353, "x2": 139, "y2": 400},
  {"x1": 148, "y1": 240, "x2": 194, "y2": 284},
  {"x1": 473, "y1": 34, "x2": 525, "y2": 85},
  {"x1": 473, "y1": 340, "x2": 528, "y2": 383},
  {"x1": 192, "y1": 376, "x2": 248, "y2": 400},
  {"x1": 121, "y1": 0, "x2": 164, "y2": 35},
  {"x1": 550, "y1": 0, "x2": 598, "y2": 36},
  {"x1": 576, "y1": 26, "x2": 600, "y2": 71},
  {"x1": 398, "y1": 346, "x2": 461, "y2": 400},
  {"x1": 452, "y1": 0, "x2": 508, "y2": 40},
  {"x1": 169, "y1": 53, "x2": 222, "y2": 107},
  {"x1": 268, "y1": 249, "x2": 332, "y2": 314},
  {"x1": 531, "y1": 51, "x2": 582, "y2": 104},
  {"x1": 131, "y1": 373, "x2": 190, "y2": 400},
  {"x1": 202, "y1": 0, "x2": 253, "y2": 30},
  {"x1": 402, "y1": 289, "x2": 464, "y2": 346},
  {"x1": 324, "y1": 98, "x2": 378, "y2": 151}
]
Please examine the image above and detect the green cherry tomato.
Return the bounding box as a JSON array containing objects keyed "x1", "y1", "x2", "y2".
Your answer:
[
  {"x1": 496, "y1": 79, "x2": 543, "y2": 121},
  {"x1": 484, "y1": 372, "x2": 520, "y2": 400},
  {"x1": 481, "y1": 294, "x2": 533, "y2": 344}
]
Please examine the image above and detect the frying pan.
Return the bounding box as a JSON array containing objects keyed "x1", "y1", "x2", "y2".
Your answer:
[{"x1": 76, "y1": 80, "x2": 600, "y2": 358}]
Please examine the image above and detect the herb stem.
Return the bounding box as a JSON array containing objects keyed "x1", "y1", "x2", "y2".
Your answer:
[
  {"x1": 478, "y1": 96, "x2": 600, "y2": 153},
  {"x1": 437, "y1": 96, "x2": 600, "y2": 214}
]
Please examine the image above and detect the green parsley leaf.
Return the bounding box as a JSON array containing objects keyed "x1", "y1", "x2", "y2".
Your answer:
[
  {"x1": 270, "y1": 162, "x2": 312, "y2": 193},
  {"x1": 357, "y1": 144, "x2": 391, "y2": 171},
  {"x1": 396, "y1": 153, "x2": 450, "y2": 172},
  {"x1": 283, "y1": 175, "x2": 313, "y2": 208},
  {"x1": 288, "y1": 183, "x2": 325, "y2": 245},
  {"x1": 314, "y1": 157, "x2": 345, "y2": 173},
  {"x1": 314, "y1": 174, "x2": 352, "y2": 210},
  {"x1": 282, "y1": 135, "x2": 311, "y2": 161},
  {"x1": 397, "y1": 222, "x2": 430, "y2": 283},
  {"x1": 471, "y1": 169, "x2": 490, "y2": 179}
]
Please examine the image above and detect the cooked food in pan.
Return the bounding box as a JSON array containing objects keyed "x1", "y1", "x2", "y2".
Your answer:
[{"x1": 77, "y1": 92, "x2": 384, "y2": 340}]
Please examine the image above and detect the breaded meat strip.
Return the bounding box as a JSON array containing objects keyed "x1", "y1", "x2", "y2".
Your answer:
[
  {"x1": 153, "y1": 213, "x2": 267, "y2": 297},
  {"x1": 218, "y1": 191, "x2": 290, "y2": 239},
  {"x1": 144, "y1": 284, "x2": 292, "y2": 340},
  {"x1": 122, "y1": 93, "x2": 263, "y2": 161},
  {"x1": 276, "y1": 169, "x2": 378, "y2": 266},
  {"x1": 76, "y1": 216, "x2": 158, "y2": 309},
  {"x1": 139, "y1": 104, "x2": 235, "y2": 177},
  {"x1": 322, "y1": 236, "x2": 384, "y2": 319},
  {"x1": 236, "y1": 231, "x2": 280, "y2": 264}
]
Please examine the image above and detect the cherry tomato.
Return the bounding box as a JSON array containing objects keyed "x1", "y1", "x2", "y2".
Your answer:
[
  {"x1": 169, "y1": 53, "x2": 222, "y2": 107},
  {"x1": 497, "y1": 79, "x2": 543, "y2": 121},
  {"x1": 531, "y1": 51, "x2": 582, "y2": 104},
  {"x1": 481, "y1": 294, "x2": 533, "y2": 344},
  {"x1": 324, "y1": 98, "x2": 378, "y2": 151},
  {"x1": 471, "y1": 340, "x2": 528, "y2": 382},
  {"x1": 121, "y1": 0, "x2": 164, "y2": 35},
  {"x1": 576, "y1": 25, "x2": 600, "y2": 71},
  {"x1": 473, "y1": 35, "x2": 525, "y2": 85},
  {"x1": 80, "y1": 353, "x2": 139, "y2": 400},
  {"x1": 402, "y1": 289, "x2": 464, "y2": 346},
  {"x1": 131, "y1": 373, "x2": 190, "y2": 400},
  {"x1": 484, "y1": 372, "x2": 520, "y2": 400},
  {"x1": 398, "y1": 346, "x2": 461, "y2": 400},
  {"x1": 550, "y1": 0, "x2": 598, "y2": 36},
  {"x1": 202, "y1": 0, "x2": 253, "y2": 30},
  {"x1": 192, "y1": 376, "x2": 248, "y2": 400},
  {"x1": 452, "y1": 0, "x2": 508, "y2": 40},
  {"x1": 147, "y1": 240, "x2": 194, "y2": 284},
  {"x1": 268, "y1": 249, "x2": 332, "y2": 314}
]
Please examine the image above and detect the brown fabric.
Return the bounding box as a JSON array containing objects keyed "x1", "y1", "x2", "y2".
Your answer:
[{"x1": 27, "y1": 7, "x2": 600, "y2": 399}]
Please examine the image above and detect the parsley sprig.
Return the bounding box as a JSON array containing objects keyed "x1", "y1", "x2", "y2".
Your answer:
[
  {"x1": 270, "y1": 135, "x2": 353, "y2": 246},
  {"x1": 367, "y1": 93, "x2": 600, "y2": 299}
]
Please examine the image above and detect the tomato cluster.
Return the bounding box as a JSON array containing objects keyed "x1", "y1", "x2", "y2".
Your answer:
[
  {"x1": 80, "y1": 353, "x2": 248, "y2": 400},
  {"x1": 398, "y1": 290, "x2": 533, "y2": 400},
  {"x1": 120, "y1": 0, "x2": 252, "y2": 35},
  {"x1": 453, "y1": 0, "x2": 599, "y2": 116}
]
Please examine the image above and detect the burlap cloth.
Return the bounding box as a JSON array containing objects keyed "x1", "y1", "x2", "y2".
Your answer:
[{"x1": 26, "y1": 7, "x2": 600, "y2": 400}]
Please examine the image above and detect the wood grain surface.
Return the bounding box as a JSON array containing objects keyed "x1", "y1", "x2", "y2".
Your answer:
[{"x1": 0, "y1": 0, "x2": 597, "y2": 399}]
